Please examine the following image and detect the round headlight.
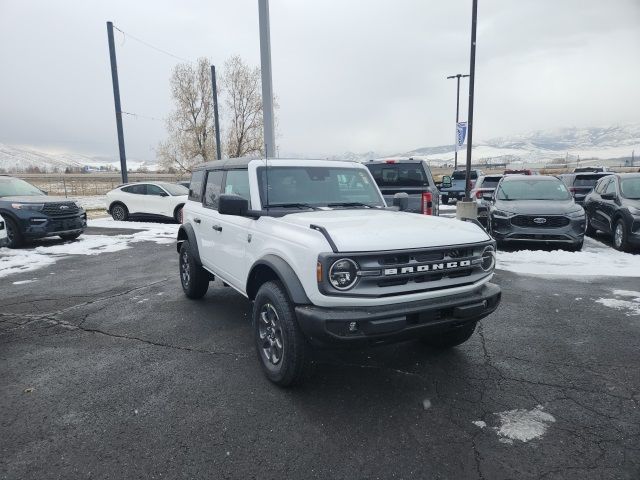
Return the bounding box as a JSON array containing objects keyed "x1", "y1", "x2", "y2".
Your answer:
[
  {"x1": 328, "y1": 258, "x2": 359, "y2": 290},
  {"x1": 481, "y1": 246, "x2": 496, "y2": 272}
]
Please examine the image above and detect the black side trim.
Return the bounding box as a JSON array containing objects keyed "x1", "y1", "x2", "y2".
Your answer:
[
  {"x1": 248, "y1": 255, "x2": 311, "y2": 304},
  {"x1": 310, "y1": 224, "x2": 338, "y2": 253},
  {"x1": 176, "y1": 223, "x2": 202, "y2": 265}
]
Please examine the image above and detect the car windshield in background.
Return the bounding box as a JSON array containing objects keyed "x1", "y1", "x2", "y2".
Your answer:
[
  {"x1": 481, "y1": 177, "x2": 502, "y2": 188},
  {"x1": 367, "y1": 163, "x2": 427, "y2": 187},
  {"x1": 497, "y1": 179, "x2": 571, "y2": 201},
  {"x1": 620, "y1": 177, "x2": 640, "y2": 199},
  {"x1": 161, "y1": 183, "x2": 189, "y2": 196},
  {"x1": 258, "y1": 166, "x2": 384, "y2": 208},
  {"x1": 452, "y1": 170, "x2": 478, "y2": 180},
  {"x1": 574, "y1": 174, "x2": 611, "y2": 187},
  {"x1": 0, "y1": 178, "x2": 43, "y2": 197}
]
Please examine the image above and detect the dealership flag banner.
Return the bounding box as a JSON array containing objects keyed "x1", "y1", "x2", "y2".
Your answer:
[{"x1": 456, "y1": 122, "x2": 468, "y2": 150}]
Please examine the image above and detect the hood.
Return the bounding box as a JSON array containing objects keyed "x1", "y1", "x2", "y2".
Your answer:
[
  {"x1": 0, "y1": 195, "x2": 74, "y2": 203},
  {"x1": 494, "y1": 199, "x2": 580, "y2": 215},
  {"x1": 274, "y1": 209, "x2": 490, "y2": 252}
]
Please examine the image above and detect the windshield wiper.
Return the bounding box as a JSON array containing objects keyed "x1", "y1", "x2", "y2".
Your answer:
[
  {"x1": 264, "y1": 202, "x2": 320, "y2": 210},
  {"x1": 326, "y1": 202, "x2": 376, "y2": 208}
]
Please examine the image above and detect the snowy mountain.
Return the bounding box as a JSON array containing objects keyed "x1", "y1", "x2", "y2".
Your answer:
[{"x1": 0, "y1": 144, "x2": 158, "y2": 173}]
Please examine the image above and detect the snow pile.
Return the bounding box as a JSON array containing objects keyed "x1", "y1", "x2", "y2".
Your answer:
[
  {"x1": 595, "y1": 289, "x2": 640, "y2": 316},
  {"x1": 472, "y1": 405, "x2": 556, "y2": 444},
  {"x1": 496, "y1": 237, "x2": 640, "y2": 277},
  {"x1": 0, "y1": 219, "x2": 179, "y2": 279}
]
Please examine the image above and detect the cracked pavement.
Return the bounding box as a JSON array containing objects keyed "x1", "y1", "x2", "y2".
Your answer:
[{"x1": 1, "y1": 238, "x2": 639, "y2": 479}]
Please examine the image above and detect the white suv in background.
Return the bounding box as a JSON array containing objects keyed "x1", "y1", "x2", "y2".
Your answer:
[
  {"x1": 176, "y1": 158, "x2": 501, "y2": 386},
  {"x1": 106, "y1": 182, "x2": 188, "y2": 222}
]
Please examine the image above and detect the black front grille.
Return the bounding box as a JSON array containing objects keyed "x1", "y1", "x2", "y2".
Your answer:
[
  {"x1": 42, "y1": 202, "x2": 80, "y2": 217},
  {"x1": 511, "y1": 215, "x2": 570, "y2": 228}
]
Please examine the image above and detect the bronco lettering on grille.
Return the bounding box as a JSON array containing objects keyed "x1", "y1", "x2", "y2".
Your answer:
[{"x1": 384, "y1": 260, "x2": 471, "y2": 276}]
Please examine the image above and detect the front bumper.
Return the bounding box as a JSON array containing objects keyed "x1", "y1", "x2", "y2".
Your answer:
[
  {"x1": 295, "y1": 282, "x2": 501, "y2": 347},
  {"x1": 18, "y1": 213, "x2": 87, "y2": 239},
  {"x1": 491, "y1": 215, "x2": 585, "y2": 245}
]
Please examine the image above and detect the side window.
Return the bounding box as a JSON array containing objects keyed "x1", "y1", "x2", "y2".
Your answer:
[
  {"x1": 189, "y1": 170, "x2": 204, "y2": 202},
  {"x1": 604, "y1": 179, "x2": 617, "y2": 195},
  {"x1": 224, "y1": 169, "x2": 250, "y2": 200},
  {"x1": 595, "y1": 178, "x2": 608, "y2": 194},
  {"x1": 203, "y1": 170, "x2": 224, "y2": 209},
  {"x1": 146, "y1": 184, "x2": 166, "y2": 196},
  {"x1": 122, "y1": 184, "x2": 146, "y2": 195}
]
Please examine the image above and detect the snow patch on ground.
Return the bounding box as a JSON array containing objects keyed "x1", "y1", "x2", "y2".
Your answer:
[
  {"x1": 595, "y1": 297, "x2": 640, "y2": 316},
  {"x1": 496, "y1": 237, "x2": 640, "y2": 277},
  {"x1": 0, "y1": 219, "x2": 179, "y2": 279},
  {"x1": 472, "y1": 405, "x2": 555, "y2": 443},
  {"x1": 13, "y1": 279, "x2": 37, "y2": 285}
]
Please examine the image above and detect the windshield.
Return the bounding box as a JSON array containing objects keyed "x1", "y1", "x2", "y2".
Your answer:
[
  {"x1": 366, "y1": 163, "x2": 427, "y2": 187},
  {"x1": 574, "y1": 174, "x2": 611, "y2": 187},
  {"x1": 497, "y1": 179, "x2": 571, "y2": 201},
  {"x1": 258, "y1": 166, "x2": 384, "y2": 208},
  {"x1": 161, "y1": 183, "x2": 189, "y2": 196},
  {"x1": 620, "y1": 177, "x2": 640, "y2": 199},
  {"x1": 0, "y1": 178, "x2": 44, "y2": 197},
  {"x1": 452, "y1": 170, "x2": 478, "y2": 180}
]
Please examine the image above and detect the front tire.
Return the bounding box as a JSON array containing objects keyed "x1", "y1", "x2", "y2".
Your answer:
[
  {"x1": 613, "y1": 218, "x2": 630, "y2": 252},
  {"x1": 4, "y1": 217, "x2": 24, "y2": 248},
  {"x1": 441, "y1": 195, "x2": 450, "y2": 205},
  {"x1": 253, "y1": 281, "x2": 309, "y2": 386},
  {"x1": 110, "y1": 203, "x2": 128, "y2": 221},
  {"x1": 179, "y1": 241, "x2": 209, "y2": 299},
  {"x1": 421, "y1": 322, "x2": 477, "y2": 349}
]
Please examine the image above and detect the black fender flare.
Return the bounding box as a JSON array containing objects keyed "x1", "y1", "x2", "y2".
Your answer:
[
  {"x1": 176, "y1": 223, "x2": 202, "y2": 265},
  {"x1": 247, "y1": 255, "x2": 310, "y2": 305}
]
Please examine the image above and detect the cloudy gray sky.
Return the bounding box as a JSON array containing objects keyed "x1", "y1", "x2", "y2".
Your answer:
[{"x1": 0, "y1": 0, "x2": 638, "y2": 160}]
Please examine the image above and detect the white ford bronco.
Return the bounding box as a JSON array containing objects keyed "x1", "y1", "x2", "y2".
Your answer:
[{"x1": 177, "y1": 158, "x2": 501, "y2": 386}]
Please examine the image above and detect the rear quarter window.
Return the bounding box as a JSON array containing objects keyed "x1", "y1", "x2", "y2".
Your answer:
[
  {"x1": 367, "y1": 163, "x2": 427, "y2": 187},
  {"x1": 189, "y1": 170, "x2": 205, "y2": 202}
]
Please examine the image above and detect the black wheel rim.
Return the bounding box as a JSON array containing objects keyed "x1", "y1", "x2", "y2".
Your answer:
[
  {"x1": 180, "y1": 250, "x2": 190, "y2": 287},
  {"x1": 258, "y1": 303, "x2": 284, "y2": 366}
]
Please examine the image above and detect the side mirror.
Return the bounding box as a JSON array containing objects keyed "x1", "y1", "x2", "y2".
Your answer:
[
  {"x1": 392, "y1": 192, "x2": 409, "y2": 211},
  {"x1": 481, "y1": 191, "x2": 493, "y2": 201},
  {"x1": 441, "y1": 176, "x2": 452, "y2": 189},
  {"x1": 219, "y1": 194, "x2": 248, "y2": 216},
  {"x1": 601, "y1": 192, "x2": 616, "y2": 200}
]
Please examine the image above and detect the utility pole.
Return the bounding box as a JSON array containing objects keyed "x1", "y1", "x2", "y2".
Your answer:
[
  {"x1": 210, "y1": 65, "x2": 222, "y2": 160},
  {"x1": 447, "y1": 74, "x2": 469, "y2": 170},
  {"x1": 464, "y1": 0, "x2": 478, "y2": 201},
  {"x1": 106, "y1": 21, "x2": 128, "y2": 183},
  {"x1": 258, "y1": 0, "x2": 276, "y2": 158}
]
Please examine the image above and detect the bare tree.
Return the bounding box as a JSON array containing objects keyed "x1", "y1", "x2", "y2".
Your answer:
[
  {"x1": 157, "y1": 57, "x2": 218, "y2": 172},
  {"x1": 222, "y1": 56, "x2": 267, "y2": 158}
]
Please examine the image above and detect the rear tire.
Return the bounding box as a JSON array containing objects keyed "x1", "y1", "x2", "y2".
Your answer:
[
  {"x1": 4, "y1": 217, "x2": 24, "y2": 248},
  {"x1": 110, "y1": 203, "x2": 128, "y2": 221},
  {"x1": 421, "y1": 322, "x2": 477, "y2": 349},
  {"x1": 179, "y1": 241, "x2": 209, "y2": 299},
  {"x1": 253, "y1": 280, "x2": 309, "y2": 387},
  {"x1": 441, "y1": 195, "x2": 450, "y2": 205},
  {"x1": 59, "y1": 232, "x2": 82, "y2": 241}
]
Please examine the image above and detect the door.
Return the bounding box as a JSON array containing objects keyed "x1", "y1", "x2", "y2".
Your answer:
[
  {"x1": 198, "y1": 170, "x2": 225, "y2": 273},
  {"x1": 145, "y1": 184, "x2": 171, "y2": 216},
  {"x1": 183, "y1": 170, "x2": 207, "y2": 255},
  {"x1": 599, "y1": 178, "x2": 619, "y2": 233},
  {"x1": 121, "y1": 184, "x2": 147, "y2": 214},
  {"x1": 214, "y1": 169, "x2": 253, "y2": 289}
]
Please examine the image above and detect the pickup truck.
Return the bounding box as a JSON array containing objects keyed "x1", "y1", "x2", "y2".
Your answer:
[
  {"x1": 365, "y1": 159, "x2": 439, "y2": 215},
  {"x1": 440, "y1": 169, "x2": 483, "y2": 204},
  {"x1": 177, "y1": 158, "x2": 501, "y2": 386}
]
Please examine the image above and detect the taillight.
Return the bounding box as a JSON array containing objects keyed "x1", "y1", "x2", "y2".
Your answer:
[
  {"x1": 385, "y1": 159, "x2": 396, "y2": 164},
  {"x1": 475, "y1": 190, "x2": 483, "y2": 199},
  {"x1": 422, "y1": 191, "x2": 433, "y2": 215},
  {"x1": 569, "y1": 187, "x2": 577, "y2": 195}
]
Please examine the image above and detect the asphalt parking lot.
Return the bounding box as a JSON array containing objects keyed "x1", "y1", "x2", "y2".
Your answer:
[{"x1": 1, "y1": 230, "x2": 639, "y2": 479}]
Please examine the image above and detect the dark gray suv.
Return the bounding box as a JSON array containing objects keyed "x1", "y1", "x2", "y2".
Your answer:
[{"x1": 488, "y1": 176, "x2": 586, "y2": 250}]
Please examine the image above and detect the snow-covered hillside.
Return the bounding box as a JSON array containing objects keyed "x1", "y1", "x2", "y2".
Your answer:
[{"x1": 0, "y1": 144, "x2": 158, "y2": 173}]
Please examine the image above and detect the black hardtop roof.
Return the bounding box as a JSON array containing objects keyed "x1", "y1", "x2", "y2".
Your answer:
[
  {"x1": 366, "y1": 158, "x2": 423, "y2": 164},
  {"x1": 192, "y1": 157, "x2": 355, "y2": 171}
]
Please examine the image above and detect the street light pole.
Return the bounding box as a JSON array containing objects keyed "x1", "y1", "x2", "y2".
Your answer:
[
  {"x1": 446, "y1": 73, "x2": 469, "y2": 170},
  {"x1": 464, "y1": 0, "x2": 478, "y2": 202},
  {"x1": 258, "y1": 0, "x2": 276, "y2": 159}
]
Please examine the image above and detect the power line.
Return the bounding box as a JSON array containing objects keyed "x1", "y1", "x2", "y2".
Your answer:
[
  {"x1": 112, "y1": 24, "x2": 192, "y2": 63},
  {"x1": 121, "y1": 110, "x2": 165, "y2": 122}
]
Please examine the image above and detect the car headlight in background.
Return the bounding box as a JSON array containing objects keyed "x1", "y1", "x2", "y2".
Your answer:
[
  {"x1": 567, "y1": 208, "x2": 585, "y2": 217},
  {"x1": 491, "y1": 209, "x2": 514, "y2": 218},
  {"x1": 11, "y1": 203, "x2": 44, "y2": 211},
  {"x1": 328, "y1": 258, "x2": 359, "y2": 290},
  {"x1": 481, "y1": 246, "x2": 496, "y2": 272}
]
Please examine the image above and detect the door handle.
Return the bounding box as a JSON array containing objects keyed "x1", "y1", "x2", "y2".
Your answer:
[
  {"x1": 212, "y1": 225, "x2": 222, "y2": 232},
  {"x1": 194, "y1": 218, "x2": 201, "y2": 224}
]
